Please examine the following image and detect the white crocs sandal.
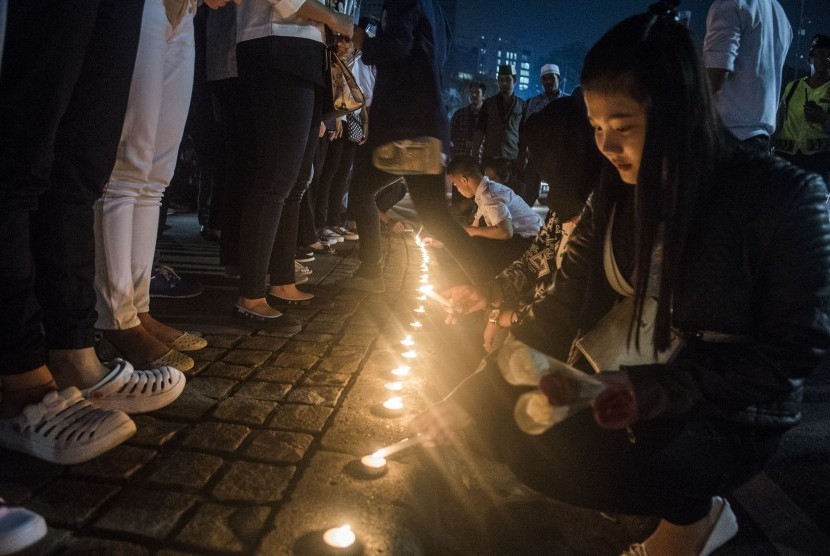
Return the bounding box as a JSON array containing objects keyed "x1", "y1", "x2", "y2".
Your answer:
[
  {"x1": 0, "y1": 387, "x2": 135, "y2": 465},
  {"x1": 82, "y1": 358, "x2": 185, "y2": 414},
  {"x1": 0, "y1": 500, "x2": 47, "y2": 556},
  {"x1": 168, "y1": 331, "x2": 207, "y2": 352}
]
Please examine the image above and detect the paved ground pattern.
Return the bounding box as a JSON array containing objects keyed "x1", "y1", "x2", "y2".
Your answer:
[{"x1": 2, "y1": 212, "x2": 828, "y2": 555}]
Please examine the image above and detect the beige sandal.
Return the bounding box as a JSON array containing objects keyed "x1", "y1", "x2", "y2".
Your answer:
[
  {"x1": 168, "y1": 332, "x2": 207, "y2": 352},
  {"x1": 148, "y1": 349, "x2": 194, "y2": 372}
]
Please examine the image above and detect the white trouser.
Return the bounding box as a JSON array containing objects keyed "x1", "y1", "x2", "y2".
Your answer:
[{"x1": 94, "y1": 0, "x2": 195, "y2": 329}]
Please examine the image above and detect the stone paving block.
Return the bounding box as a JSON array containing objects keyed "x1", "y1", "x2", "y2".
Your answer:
[
  {"x1": 68, "y1": 445, "x2": 156, "y2": 481},
  {"x1": 270, "y1": 403, "x2": 333, "y2": 433},
  {"x1": 202, "y1": 361, "x2": 256, "y2": 381},
  {"x1": 128, "y1": 415, "x2": 187, "y2": 448},
  {"x1": 254, "y1": 366, "x2": 304, "y2": 384},
  {"x1": 63, "y1": 537, "x2": 151, "y2": 555},
  {"x1": 212, "y1": 396, "x2": 276, "y2": 425},
  {"x1": 304, "y1": 320, "x2": 344, "y2": 334},
  {"x1": 273, "y1": 351, "x2": 319, "y2": 369},
  {"x1": 258, "y1": 327, "x2": 301, "y2": 339},
  {"x1": 234, "y1": 380, "x2": 292, "y2": 402},
  {"x1": 286, "y1": 385, "x2": 342, "y2": 407},
  {"x1": 181, "y1": 422, "x2": 251, "y2": 453},
  {"x1": 27, "y1": 479, "x2": 120, "y2": 528},
  {"x1": 147, "y1": 452, "x2": 224, "y2": 490},
  {"x1": 329, "y1": 345, "x2": 368, "y2": 358},
  {"x1": 221, "y1": 348, "x2": 273, "y2": 367},
  {"x1": 186, "y1": 359, "x2": 211, "y2": 375},
  {"x1": 17, "y1": 527, "x2": 71, "y2": 555},
  {"x1": 292, "y1": 331, "x2": 334, "y2": 343},
  {"x1": 283, "y1": 340, "x2": 328, "y2": 357},
  {"x1": 182, "y1": 376, "x2": 238, "y2": 400},
  {"x1": 203, "y1": 334, "x2": 244, "y2": 349},
  {"x1": 191, "y1": 346, "x2": 227, "y2": 362},
  {"x1": 238, "y1": 335, "x2": 288, "y2": 351},
  {"x1": 243, "y1": 430, "x2": 315, "y2": 464},
  {"x1": 152, "y1": 387, "x2": 216, "y2": 422},
  {"x1": 338, "y1": 333, "x2": 376, "y2": 347},
  {"x1": 92, "y1": 489, "x2": 198, "y2": 540},
  {"x1": 212, "y1": 461, "x2": 295, "y2": 503},
  {"x1": 0, "y1": 453, "x2": 63, "y2": 490},
  {"x1": 316, "y1": 354, "x2": 361, "y2": 374},
  {"x1": 302, "y1": 370, "x2": 350, "y2": 387},
  {"x1": 311, "y1": 312, "x2": 349, "y2": 323},
  {"x1": 175, "y1": 503, "x2": 270, "y2": 553},
  {"x1": 257, "y1": 451, "x2": 427, "y2": 555}
]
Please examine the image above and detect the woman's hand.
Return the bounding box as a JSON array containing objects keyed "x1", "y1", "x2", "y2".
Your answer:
[
  {"x1": 408, "y1": 400, "x2": 473, "y2": 446},
  {"x1": 482, "y1": 321, "x2": 499, "y2": 352},
  {"x1": 443, "y1": 285, "x2": 489, "y2": 316},
  {"x1": 328, "y1": 12, "x2": 355, "y2": 38},
  {"x1": 330, "y1": 118, "x2": 343, "y2": 140}
]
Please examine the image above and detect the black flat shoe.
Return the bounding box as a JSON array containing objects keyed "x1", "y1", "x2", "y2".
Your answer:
[
  {"x1": 231, "y1": 305, "x2": 302, "y2": 332},
  {"x1": 266, "y1": 293, "x2": 314, "y2": 307}
]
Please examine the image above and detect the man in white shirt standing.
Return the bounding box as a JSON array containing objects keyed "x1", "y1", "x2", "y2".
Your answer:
[{"x1": 703, "y1": 0, "x2": 792, "y2": 153}]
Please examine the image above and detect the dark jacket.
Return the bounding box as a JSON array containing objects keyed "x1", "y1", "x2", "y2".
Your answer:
[
  {"x1": 361, "y1": 0, "x2": 450, "y2": 151},
  {"x1": 453, "y1": 152, "x2": 830, "y2": 429}
]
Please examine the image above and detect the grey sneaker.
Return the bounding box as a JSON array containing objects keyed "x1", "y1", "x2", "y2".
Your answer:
[{"x1": 341, "y1": 275, "x2": 385, "y2": 293}]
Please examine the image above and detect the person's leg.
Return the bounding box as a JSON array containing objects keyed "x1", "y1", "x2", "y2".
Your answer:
[
  {"x1": 133, "y1": 5, "x2": 196, "y2": 348},
  {"x1": 215, "y1": 77, "x2": 246, "y2": 267},
  {"x1": 236, "y1": 39, "x2": 317, "y2": 317},
  {"x1": 31, "y1": 0, "x2": 145, "y2": 387},
  {"x1": 349, "y1": 162, "x2": 399, "y2": 277},
  {"x1": 267, "y1": 92, "x2": 320, "y2": 303},
  {"x1": 326, "y1": 139, "x2": 357, "y2": 228}
]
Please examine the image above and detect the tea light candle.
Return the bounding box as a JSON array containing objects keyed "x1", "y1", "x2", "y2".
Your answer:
[
  {"x1": 391, "y1": 365, "x2": 410, "y2": 377},
  {"x1": 413, "y1": 305, "x2": 426, "y2": 314},
  {"x1": 417, "y1": 285, "x2": 453, "y2": 310},
  {"x1": 401, "y1": 350, "x2": 417, "y2": 360},
  {"x1": 416, "y1": 294, "x2": 427, "y2": 301},
  {"x1": 400, "y1": 335, "x2": 414, "y2": 346},
  {"x1": 359, "y1": 454, "x2": 387, "y2": 476},
  {"x1": 383, "y1": 397, "x2": 404, "y2": 412},
  {"x1": 385, "y1": 381, "x2": 404, "y2": 391},
  {"x1": 409, "y1": 321, "x2": 423, "y2": 330},
  {"x1": 419, "y1": 275, "x2": 430, "y2": 284},
  {"x1": 323, "y1": 525, "x2": 356, "y2": 549}
]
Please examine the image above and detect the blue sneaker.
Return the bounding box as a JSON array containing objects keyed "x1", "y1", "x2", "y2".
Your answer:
[{"x1": 149, "y1": 265, "x2": 204, "y2": 298}]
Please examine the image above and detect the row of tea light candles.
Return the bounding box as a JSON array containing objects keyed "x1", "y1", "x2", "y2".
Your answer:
[{"x1": 321, "y1": 229, "x2": 439, "y2": 551}]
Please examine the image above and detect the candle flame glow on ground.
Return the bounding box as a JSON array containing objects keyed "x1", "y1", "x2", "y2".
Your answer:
[
  {"x1": 322, "y1": 525, "x2": 356, "y2": 548},
  {"x1": 385, "y1": 381, "x2": 404, "y2": 391},
  {"x1": 401, "y1": 350, "x2": 417, "y2": 359},
  {"x1": 409, "y1": 321, "x2": 422, "y2": 329},
  {"x1": 383, "y1": 397, "x2": 404, "y2": 410},
  {"x1": 391, "y1": 365, "x2": 411, "y2": 376},
  {"x1": 401, "y1": 335, "x2": 414, "y2": 346}
]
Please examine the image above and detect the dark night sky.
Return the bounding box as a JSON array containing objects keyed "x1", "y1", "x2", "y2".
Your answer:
[{"x1": 455, "y1": 0, "x2": 830, "y2": 71}]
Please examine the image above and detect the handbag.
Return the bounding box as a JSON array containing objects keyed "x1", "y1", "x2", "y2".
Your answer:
[
  {"x1": 570, "y1": 206, "x2": 684, "y2": 372},
  {"x1": 324, "y1": 49, "x2": 365, "y2": 119},
  {"x1": 372, "y1": 136, "x2": 445, "y2": 175},
  {"x1": 345, "y1": 111, "x2": 364, "y2": 143}
]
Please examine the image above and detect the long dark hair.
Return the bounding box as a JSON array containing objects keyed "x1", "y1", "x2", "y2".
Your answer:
[{"x1": 580, "y1": 3, "x2": 732, "y2": 351}]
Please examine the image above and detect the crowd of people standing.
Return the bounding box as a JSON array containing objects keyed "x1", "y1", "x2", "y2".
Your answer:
[{"x1": 2, "y1": 0, "x2": 830, "y2": 554}]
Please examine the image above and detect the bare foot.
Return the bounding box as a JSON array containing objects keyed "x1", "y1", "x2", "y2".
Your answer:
[
  {"x1": 104, "y1": 325, "x2": 171, "y2": 367},
  {"x1": 48, "y1": 347, "x2": 110, "y2": 390},
  {"x1": 137, "y1": 312, "x2": 183, "y2": 345},
  {"x1": 238, "y1": 297, "x2": 283, "y2": 317},
  {"x1": 0, "y1": 366, "x2": 58, "y2": 418},
  {"x1": 267, "y1": 284, "x2": 314, "y2": 301}
]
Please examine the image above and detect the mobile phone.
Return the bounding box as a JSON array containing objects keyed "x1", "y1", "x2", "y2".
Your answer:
[{"x1": 363, "y1": 17, "x2": 378, "y2": 38}]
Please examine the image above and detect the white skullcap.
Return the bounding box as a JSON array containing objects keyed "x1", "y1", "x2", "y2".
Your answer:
[{"x1": 540, "y1": 64, "x2": 560, "y2": 76}]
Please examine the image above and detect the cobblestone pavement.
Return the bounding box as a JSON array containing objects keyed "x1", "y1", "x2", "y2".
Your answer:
[{"x1": 2, "y1": 214, "x2": 829, "y2": 555}]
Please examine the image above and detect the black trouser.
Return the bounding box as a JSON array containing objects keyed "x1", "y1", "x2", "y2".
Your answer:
[
  {"x1": 212, "y1": 77, "x2": 251, "y2": 267},
  {"x1": 464, "y1": 357, "x2": 780, "y2": 524},
  {"x1": 236, "y1": 38, "x2": 321, "y2": 296},
  {"x1": 0, "y1": 0, "x2": 143, "y2": 374},
  {"x1": 315, "y1": 136, "x2": 357, "y2": 229},
  {"x1": 298, "y1": 136, "x2": 329, "y2": 247},
  {"x1": 376, "y1": 179, "x2": 407, "y2": 213}
]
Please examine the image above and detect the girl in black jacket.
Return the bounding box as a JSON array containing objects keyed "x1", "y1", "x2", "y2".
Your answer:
[{"x1": 411, "y1": 2, "x2": 830, "y2": 555}]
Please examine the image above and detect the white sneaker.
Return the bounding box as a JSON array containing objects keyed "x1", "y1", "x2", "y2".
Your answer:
[
  {"x1": 294, "y1": 261, "x2": 312, "y2": 276},
  {"x1": 0, "y1": 388, "x2": 135, "y2": 465},
  {"x1": 81, "y1": 358, "x2": 185, "y2": 414},
  {"x1": 322, "y1": 228, "x2": 344, "y2": 243},
  {"x1": 333, "y1": 226, "x2": 359, "y2": 240},
  {"x1": 0, "y1": 500, "x2": 47, "y2": 556}
]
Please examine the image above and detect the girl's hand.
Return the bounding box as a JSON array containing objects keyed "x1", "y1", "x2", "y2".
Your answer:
[
  {"x1": 409, "y1": 400, "x2": 473, "y2": 446},
  {"x1": 329, "y1": 12, "x2": 355, "y2": 38}
]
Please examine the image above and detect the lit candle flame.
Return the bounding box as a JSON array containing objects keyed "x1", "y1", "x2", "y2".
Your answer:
[
  {"x1": 420, "y1": 275, "x2": 429, "y2": 283},
  {"x1": 414, "y1": 306, "x2": 426, "y2": 313},
  {"x1": 323, "y1": 525, "x2": 356, "y2": 548},
  {"x1": 385, "y1": 381, "x2": 404, "y2": 391},
  {"x1": 361, "y1": 454, "x2": 387, "y2": 470},
  {"x1": 416, "y1": 294, "x2": 427, "y2": 301},
  {"x1": 401, "y1": 350, "x2": 417, "y2": 359},
  {"x1": 400, "y1": 335, "x2": 414, "y2": 346},
  {"x1": 409, "y1": 321, "x2": 422, "y2": 329},
  {"x1": 391, "y1": 365, "x2": 410, "y2": 377},
  {"x1": 383, "y1": 397, "x2": 404, "y2": 410}
]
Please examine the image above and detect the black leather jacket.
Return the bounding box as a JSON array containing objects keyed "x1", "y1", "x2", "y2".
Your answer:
[{"x1": 503, "y1": 153, "x2": 830, "y2": 428}]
